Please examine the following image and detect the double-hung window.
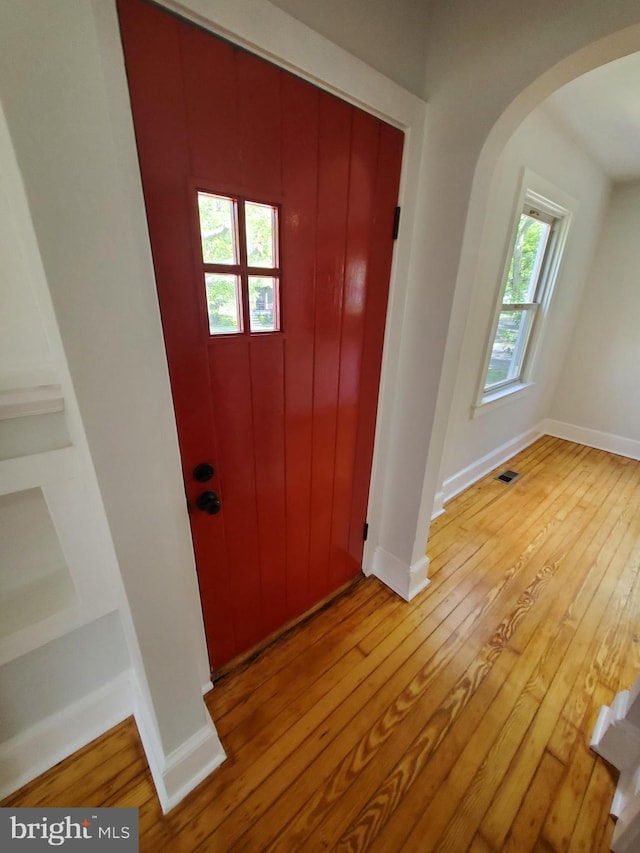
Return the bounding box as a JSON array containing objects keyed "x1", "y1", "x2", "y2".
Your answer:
[{"x1": 478, "y1": 183, "x2": 571, "y2": 408}]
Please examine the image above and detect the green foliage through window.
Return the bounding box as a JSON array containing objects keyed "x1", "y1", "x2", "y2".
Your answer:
[
  {"x1": 483, "y1": 202, "x2": 557, "y2": 395},
  {"x1": 504, "y1": 215, "x2": 548, "y2": 304},
  {"x1": 199, "y1": 194, "x2": 236, "y2": 265},
  {"x1": 197, "y1": 192, "x2": 280, "y2": 336}
]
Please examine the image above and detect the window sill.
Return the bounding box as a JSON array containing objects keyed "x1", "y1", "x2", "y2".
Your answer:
[{"x1": 472, "y1": 380, "x2": 534, "y2": 418}]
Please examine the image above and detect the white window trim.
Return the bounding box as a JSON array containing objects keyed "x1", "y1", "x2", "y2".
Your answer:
[{"x1": 472, "y1": 169, "x2": 575, "y2": 417}]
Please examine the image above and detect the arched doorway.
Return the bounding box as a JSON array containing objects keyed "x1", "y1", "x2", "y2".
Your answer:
[{"x1": 418, "y1": 22, "x2": 640, "y2": 571}]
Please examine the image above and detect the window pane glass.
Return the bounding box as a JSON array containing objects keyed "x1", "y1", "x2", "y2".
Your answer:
[
  {"x1": 485, "y1": 309, "x2": 533, "y2": 389},
  {"x1": 249, "y1": 276, "x2": 278, "y2": 332},
  {"x1": 503, "y1": 214, "x2": 551, "y2": 304},
  {"x1": 245, "y1": 202, "x2": 277, "y2": 268},
  {"x1": 198, "y1": 192, "x2": 237, "y2": 264},
  {"x1": 205, "y1": 273, "x2": 242, "y2": 335}
]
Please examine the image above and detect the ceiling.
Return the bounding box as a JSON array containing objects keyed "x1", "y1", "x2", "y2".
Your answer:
[{"x1": 544, "y1": 52, "x2": 640, "y2": 182}]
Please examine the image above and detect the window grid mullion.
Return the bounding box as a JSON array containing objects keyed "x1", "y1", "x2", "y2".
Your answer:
[
  {"x1": 247, "y1": 266, "x2": 281, "y2": 276},
  {"x1": 197, "y1": 190, "x2": 281, "y2": 336},
  {"x1": 203, "y1": 263, "x2": 243, "y2": 275},
  {"x1": 236, "y1": 199, "x2": 251, "y2": 335}
]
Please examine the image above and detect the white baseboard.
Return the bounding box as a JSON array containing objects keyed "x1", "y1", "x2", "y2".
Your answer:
[
  {"x1": 440, "y1": 425, "x2": 543, "y2": 508},
  {"x1": 0, "y1": 670, "x2": 132, "y2": 800},
  {"x1": 371, "y1": 547, "x2": 430, "y2": 601},
  {"x1": 132, "y1": 679, "x2": 226, "y2": 814},
  {"x1": 434, "y1": 420, "x2": 639, "y2": 520},
  {"x1": 160, "y1": 722, "x2": 226, "y2": 812},
  {"x1": 0, "y1": 668, "x2": 225, "y2": 811},
  {"x1": 542, "y1": 419, "x2": 640, "y2": 461},
  {"x1": 431, "y1": 490, "x2": 445, "y2": 520}
]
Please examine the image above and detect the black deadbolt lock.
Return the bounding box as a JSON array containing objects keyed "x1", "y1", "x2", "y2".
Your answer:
[
  {"x1": 196, "y1": 490, "x2": 222, "y2": 515},
  {"x1": 193, "y1": 462, "x2": 215, "y2": 482}
]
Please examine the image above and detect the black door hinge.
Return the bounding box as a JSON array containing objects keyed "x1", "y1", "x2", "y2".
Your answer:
[
  {"x1": 393, "y1": 206, "x2": 401, "y2": 240},
  {"x1": 363, "y1": 522, "x2": 369, "y2": 542}
]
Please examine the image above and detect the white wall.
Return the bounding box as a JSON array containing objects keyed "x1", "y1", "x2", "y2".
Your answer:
[
  {"x1": 549, "y1": 180, "x2": 640, "y2": 451},
  {"x1": 267, "y1": 0, "x2": 431, "y2": 97},
  {"x1": 437, "y1": 108, "x2": 610, "y2": 496},
  {"x1": 0, "y1": 0, "x2": 212, "y2": 750},
  {"x1": 0, "y1": 167, "x2": 55, "y2": 391},
  {"x1": 0, "y1": 92, "x2": 134, "y2": 798},
  {"x1": 0, "y1": 613, "x2": 129, "y2": 742},
  {"x1": 0, "y1": 0, "x2": 226, "y2": 811}
]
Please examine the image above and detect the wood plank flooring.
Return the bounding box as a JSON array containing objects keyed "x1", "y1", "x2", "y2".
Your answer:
[{"x1": 4, "y1": 436, "x2": 640, "y2": 851}]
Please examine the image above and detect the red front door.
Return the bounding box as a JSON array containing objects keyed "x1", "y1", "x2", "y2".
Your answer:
[{"x1": 117, "y1": 0, "x2": 404, "y2": 670}]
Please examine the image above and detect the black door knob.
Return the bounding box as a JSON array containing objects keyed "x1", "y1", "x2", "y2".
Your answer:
[
  {"x1": 193, "y1": 462, "x2": 215, "y2": 482},
  {"x1": 196, "y1": 490, "x2": 222, "y2": 515}
]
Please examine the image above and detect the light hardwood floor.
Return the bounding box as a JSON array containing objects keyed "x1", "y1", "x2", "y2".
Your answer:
[{"x1": 5, "y1": 436, "x2": 640, "y2": 851}]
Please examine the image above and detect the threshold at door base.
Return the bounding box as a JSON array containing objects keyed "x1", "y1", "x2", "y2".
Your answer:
[{"x1": 211, "y1": 574, "x2": 364, "y2": 684}]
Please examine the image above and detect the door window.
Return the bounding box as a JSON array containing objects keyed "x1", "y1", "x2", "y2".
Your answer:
[{"x1": 197, "y1": 191, "x2": 280, "y2": 336}]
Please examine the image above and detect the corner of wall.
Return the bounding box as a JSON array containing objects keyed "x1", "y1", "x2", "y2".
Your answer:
[
  {"x1": 371, "y1": 547, "x2": 430, "y2": 601},
  {"x1": 431, "y1": 490, "x2": 446, "y2": 520},
  {"x1": 131, "y1": 676, "x2": 226, "y2": 814},
  {"x1": 541, "y1": 418, "x2": 640, "y2": 461}
]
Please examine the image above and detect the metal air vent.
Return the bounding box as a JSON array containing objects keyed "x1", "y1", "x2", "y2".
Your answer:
[{"x1": 496, "y1": 469, "x2": 521, "y2": 484}]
